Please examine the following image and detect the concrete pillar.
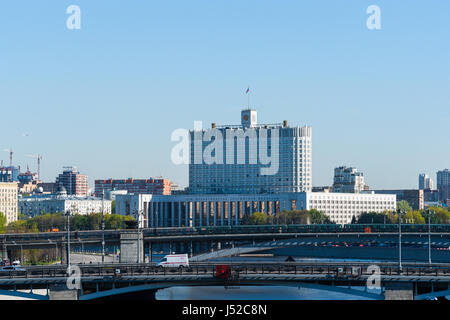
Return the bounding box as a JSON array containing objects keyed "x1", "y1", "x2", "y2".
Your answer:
[
  {"x1": 384, "y1": 283, "x2": 414, "y2": 300},
  {"x1": 120, "y1": 232, "x2": 144, "y2": 263},
  {"x1": 192, "y1": 202, "x2": 196, "y2": 227},
  {"x1": 188, "y1": 202, "x2": 192, "y2": 227},
  {"x1": 199, "y1": 202, "x2": 203, "y2": 227},
  {"x1": 221, "y1": 202, "x2": 225, "y2": 226},
  {"x1": 206, "y1": 202, "x2": 210, "y2": 226},
  {"x1": 228, "y1": 201, "x2": 232, "y2": 226},
  {"x1": 250, "y1": 201, "x2": 254, "y2": 216},
  {"x1": 213, "y1": 202, "x2": 217, "y2": 226},
  {"x1": 186, "y1": 202, "x2": 189, "y2": 227},
  {"x1": 257, "y1": 201, "x2": 261, "y2": 213},
  {"x1": 48, "y1": 285, "x2": 78, "y2": 300},
  {"x1": 235, "y1": 201, "x2": 239, "y2": 225}
]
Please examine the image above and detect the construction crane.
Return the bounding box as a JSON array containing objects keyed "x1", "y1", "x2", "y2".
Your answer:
[
  {"x1": 26, "y1": 154, "x2": 42, "y2": 181},
  {"x1": 3, "y1": 148, "x2": 13, "y2": 167}
]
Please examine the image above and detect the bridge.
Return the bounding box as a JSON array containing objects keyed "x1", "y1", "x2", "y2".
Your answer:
[
  {"x1": 1, "y1": 225, "x2": 449, "y2": 261},
  {"x1": 0, "y1": 262, "x2": 450, "y2": 300}
]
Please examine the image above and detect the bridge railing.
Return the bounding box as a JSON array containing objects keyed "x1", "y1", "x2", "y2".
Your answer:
[{"x1": 2, "y1": 262, "x2": 450, "y2": 280}]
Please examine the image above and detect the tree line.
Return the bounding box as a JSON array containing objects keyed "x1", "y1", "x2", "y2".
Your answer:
[
  {"x1": 241, "y1": 209, "x2": 333, "y2": 225},
  {"x1": 239, "y1": 201, "x2": 450, "y2": 226},
  {"x1": 0, "y1": 212, "x2": 136, "y2": 234},
  {"x1": 355, "y1": 202, "x2": 450, "y2": 225}
]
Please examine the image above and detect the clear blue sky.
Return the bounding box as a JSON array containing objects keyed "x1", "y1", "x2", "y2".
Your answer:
[{"x1": 1, "y1": 1, "x2": 449, "y2": 190}]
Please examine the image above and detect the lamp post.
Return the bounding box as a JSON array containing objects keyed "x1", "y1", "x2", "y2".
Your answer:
[
  {"x1": 101, "y1": 189, "x2": 105, "y2": 264},
  {"x1": 398, "y1": 209, "x2": 403, "y2": 272},
  {"x1": 66, "y1": 210, "x2": 71, "y2": 266},
  {"x1": 428, "y1": 209, "x2": 432, "y2": 265}
]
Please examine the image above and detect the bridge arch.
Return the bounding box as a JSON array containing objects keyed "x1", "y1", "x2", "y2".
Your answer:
[
  {"x1": 79, "y1": 281, "x2": 383, "y2": 300},
  {"x1": 0, "y1": 289, "x2": 49, "y2": 300}
]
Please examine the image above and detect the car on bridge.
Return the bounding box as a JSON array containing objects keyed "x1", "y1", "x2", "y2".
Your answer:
[
  {"x1": 0, "y1": 265, "x2": 26, "y2": 275},
  {"x1": 156, "y1": 254, "x2": 190, "y2": 268}
]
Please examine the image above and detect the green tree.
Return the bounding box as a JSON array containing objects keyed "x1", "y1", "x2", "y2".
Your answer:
[
  {"x1": 428, "y1": 206, "x2": 450, "y2": 224},
  {"x1": 308, "y1": 209, "x2": 333, "y2": 224},
  {"x1": 111, "y1": 200, "x2": 116, "y2": 214},
  {"x1": 0, "y1": 212, "x2": 7, "y2": 234},
  {"x1": 397, "y1": 200, "x2": 412, "y2": 212},
  {"x1": 357, "y1": 212, "x2": 393, "y2": 224},
  {"x1": 242, "y1": 212, "x2": 268, "y2": 225}
]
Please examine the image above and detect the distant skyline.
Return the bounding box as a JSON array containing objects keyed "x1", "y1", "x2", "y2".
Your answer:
[{"x1": 1, "y1": 1, "x2": 449, "y2": 190}]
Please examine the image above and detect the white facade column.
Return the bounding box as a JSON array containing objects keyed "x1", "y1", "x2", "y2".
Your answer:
[
  {"x1": 186, "y1": 201, "x2": 191, "y2": 227},
  {"x1": 228, "y1": 201, "x2": 232, "y2": 226},
  {"x1": 199, "y1": 202, "x2": 203, "y2": 227},
  {"x1": 171, "y1": 202, "x2": 175, "y2": 227},
  {"x1": 213, "y1": 202, "x2": 217, "y2": 226},
  {"x1": 164, "y1": 201, "x2": 168, "y2": 227},
  {"x1": 156, "y1": 202, "x2": 161, "y2": 227},
  {"x1": 206, "y1": 202, "x2": 210, "y2": 226},
  {"x1": 235, "y1": 201, "x2": 239, "y2": 225},
  {"x1": 149, "y1": 202, "x2": 154, "y2": 227},
  {"x1": 178, "y1": 202, "x2": 182, "y2": 227}
]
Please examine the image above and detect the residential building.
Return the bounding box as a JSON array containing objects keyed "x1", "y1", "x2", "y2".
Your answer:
[
  {"x1": 419, "y1": 173, "x2": 434, "y2": 190},
  {"x1": 332, "y1": 166, "x2": 366, "y2": 193},
  {"x1": 105, "y1": 189, "x2": 128, "y2": 201},
  {"x1": 19, "y1": 192, "x2": 111, "y2": 217},
  {"x1": 437, "y1": 169, "x2": 450, "y2": 202},
  {"x1": 55, "y1": 167, "x2": 89, "y2": 197},
  {"x1": 94, "y1": 178, "x2": 171, "y2": 197},
  {"x1": 0, "y1": 166, "x2": 19, "y2": 182},
  {"x1": 312, "y1": 186, "x2": 332, "y2": 193},
  {"x1": 370, "y1": 189, "x2": 424, "y2": 210},
  {"x1": 189, "y1": 109, "x2": 312, "y2": 194},
  {"x1": 0, "y1": 182, "x2": 18, "y2": 224}
]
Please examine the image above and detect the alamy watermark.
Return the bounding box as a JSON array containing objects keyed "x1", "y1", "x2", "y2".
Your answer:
[
  {"x1": 66, "y1": 5, "x2": 81, "y2": 30},
  {"x1": 366, "y1": 5, "x2": 381, "y2": 30},
  {"x1": 66, "y1": 264, "x2": 81, "y2": 290},
  {"x1": 366, "y1": 264, "x2": 381, "y2": 291},
  {"x1": 171, "y1": 121, "x2": 280, "y2": 175}
]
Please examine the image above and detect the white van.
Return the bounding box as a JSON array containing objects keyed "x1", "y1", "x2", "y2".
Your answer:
[{"x1": 156, "y1": 254, "x2": 189, "y2": 268}]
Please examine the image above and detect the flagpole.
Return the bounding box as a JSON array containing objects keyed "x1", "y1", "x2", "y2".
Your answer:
[{"x1": 247, "y1": 86, "x2": 250, "y2": 109}]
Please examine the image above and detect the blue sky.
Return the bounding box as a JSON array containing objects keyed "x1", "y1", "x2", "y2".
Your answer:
[{"x1": 1, "y1": 1, "x2": 449, "y2": 190}]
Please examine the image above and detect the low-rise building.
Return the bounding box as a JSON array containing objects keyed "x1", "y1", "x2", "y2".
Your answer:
[
  {"x1": 116, "y1": 191, "x2": 396, "y2": 227},
  {"x1": 19, "y1": 191, "x2": 111, "y2": 217},
  {"x1": 332, "y1": 166, "x2": 366, "y2": 193},
  {"x1": 370, "y1": 189, "x2": 424, "y2": 210},
  {"x1": 95, "y1": 178, "x2": 171, "y2": 197}
]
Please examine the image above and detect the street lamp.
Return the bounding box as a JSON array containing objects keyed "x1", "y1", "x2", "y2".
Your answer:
[
  {"x1": 427, "y1": 209, "x2": 433, "y2": 265},
  {"x1": 398, "y1": 208, "x2": 405, "y2": 272},
  {"x1": 101, "y1": 189, "x2": 105, "y2": 264},
  {"x1": 66, "y1": 210, "x2": 71, "y2": 266}
]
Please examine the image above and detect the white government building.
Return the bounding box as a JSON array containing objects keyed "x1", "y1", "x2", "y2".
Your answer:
[
  {"x1": 116, "y1": 109, "x2": 396, "y2": 226},
  {"x1": 116, "y1": 192, "x2": 396, "y2": 227},
  {"x1": 189, "y1": 109, "x2": 312, "y2": 194}
]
